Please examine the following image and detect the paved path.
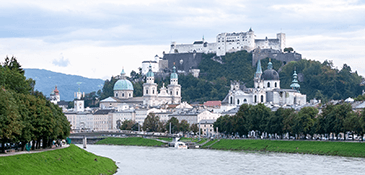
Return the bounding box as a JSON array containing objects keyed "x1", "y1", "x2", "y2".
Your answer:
[{"x1": 0, "y1": 144, "x2": 70, "y2": 157}]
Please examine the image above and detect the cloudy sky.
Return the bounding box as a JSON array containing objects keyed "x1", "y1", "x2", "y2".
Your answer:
[{"x1": 0, "y1": 0, "x2": 364, "y2": 80}]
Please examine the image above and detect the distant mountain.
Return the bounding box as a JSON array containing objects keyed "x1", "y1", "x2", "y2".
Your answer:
[{"x1": 24, "y1": 69, "x2": 104, "y2": 101}]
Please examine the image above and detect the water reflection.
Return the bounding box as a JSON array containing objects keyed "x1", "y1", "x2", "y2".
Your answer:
[{"x1": 78, "y1": 145, "x2": 365, "y2": 175}]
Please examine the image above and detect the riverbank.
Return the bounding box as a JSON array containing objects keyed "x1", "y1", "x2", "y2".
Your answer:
[
  {"x1": 0, "y1": 144, "x2": 117, "y2": 175},
  {"x1": 206, "y1": 139, "x2": 365, "y2": 158},
  {"x1": 95, "y1": 137, "x2": 167, "y2": 147}
]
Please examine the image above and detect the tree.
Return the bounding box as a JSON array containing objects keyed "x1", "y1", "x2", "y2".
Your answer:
[
  {"x1": 179, "y1": 120, "x2": 190, "y2": 135},
  {"x1": 0, "y1": 88, "x2": 24, "y2": 153},
  {"x1": 143, "y1": 113, "x2": 160, "y2": 132},
  {"x1": 166, "y1": 117, "x2": 179, "y2": 134},
  {"x1": 284, "y1": 47, "x2": 294, "y2": 53},
  {"x1": 120, "y1": 120, "x2": 136, "y2": 130},
  {"x1": 190, "y1": 124, "x2": 199, "y2": 135}
]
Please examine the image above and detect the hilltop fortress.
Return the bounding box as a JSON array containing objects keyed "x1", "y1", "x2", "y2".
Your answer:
[
  {"x1": 143, "y1": 28, "x2": 301, "y2": 76},
  {"x1": 170, "y1": 28, "x2": 286, "y2": 56}
]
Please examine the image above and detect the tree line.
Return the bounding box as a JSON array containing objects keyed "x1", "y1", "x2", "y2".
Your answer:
[
  {"x1": 0, "y1": 57, "x2": 70, "y2": 153},
  {"x1": 214, "y1": 103, "x2": 365, "y2": 140},
  {"x1": 120, "y1": 114, "x2": 199, "y2": 135}
]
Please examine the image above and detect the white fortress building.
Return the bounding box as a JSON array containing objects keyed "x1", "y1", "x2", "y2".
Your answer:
[
  {"x1": 169, "y1": 28, "x2": 286, "y2": 56},
  {"x1": 141, "y1": 55, "x2": 160, "y2": 75}
]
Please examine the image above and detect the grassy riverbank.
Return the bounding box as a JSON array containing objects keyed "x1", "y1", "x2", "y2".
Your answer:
[
  {"x1": 0, "y1": 144, "x2": 117, "y2": 175},
  {"x1": 207, "y1": 139, "x2": 365, "y2": 157},
  {"x1": 96, "y1": 137, "x2": 166, "y2": 147}
]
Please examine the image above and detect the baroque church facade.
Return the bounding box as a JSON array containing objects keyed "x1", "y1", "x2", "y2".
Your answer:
[
  {"x1": 222, "y1": 59, "x2": 306, "y2": 106},
  {"x1": 100, "y1": 65, "x2": 181, "y2": 109}
]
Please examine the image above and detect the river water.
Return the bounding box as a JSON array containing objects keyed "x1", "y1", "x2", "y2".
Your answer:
[{"x1": 78, "y1": 145, "x2": 365, "y2": 175}]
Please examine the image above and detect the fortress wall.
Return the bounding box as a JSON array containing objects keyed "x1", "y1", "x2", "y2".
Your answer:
[{"x1": 252, "y1": 49, "x2": 302, "y2": 66}]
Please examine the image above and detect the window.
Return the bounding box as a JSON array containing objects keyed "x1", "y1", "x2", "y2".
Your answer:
[
  {"x1": 237, "y1": 99, "x2": 240, "y2": 105},
  {"x1": 244, "y1": 99, "x2": 247, "y2": 103},
  {"x1": 267, "y1": 82, "x2": 270, "y2": 88},
  {"x1": 230, "y1": 96, "x2": 233, "y2": 104},
  {"x1": 275, "y1": 82, "x2": 277, "y2": 87},
  {"x1": 116, "y1": 93, "x2": 118, "y2": 97},
  {"x1": 153, "y1": 90, "x2": 155, "y2": 94},
  {"x1": 146, "y1": 90, "x2": 148, "y2": 94},
  {"x1": 129, "y1": 93, "x2": 131, "y2": 97},
  {"x1": 176, "y1": 91, "x2": 178, "y2": 95},
  {"x1": 122, "y1": 93, "x2": 124, "y2": 97},
  {"x1": 261, "y1": 95, "x2": 264, "y2": 102}
]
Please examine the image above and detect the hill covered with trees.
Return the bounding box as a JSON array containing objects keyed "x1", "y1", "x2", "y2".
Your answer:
[{"x1": 96, "y1": 50, "x2": 364, "y2": 104}]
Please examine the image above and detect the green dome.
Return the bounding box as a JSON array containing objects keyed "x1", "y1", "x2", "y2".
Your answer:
[
  {"x1": 146, "y1": 65, "x2": 154, "y2": 77},
  {"x1": 113, "y1": 79, "x2": 134, "y2": 91},
  {"x1": 171, "y1": 66, "x2": 178, "y2": 79},
  {"x1": 146, "y1": 71, "x2": 154, "y2": 77}
]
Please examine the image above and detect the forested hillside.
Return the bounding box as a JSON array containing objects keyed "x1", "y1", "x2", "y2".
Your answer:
[
  {"x1": 24, "y1": 69, "x2": 104, "y2": 101},
  {"x1": 97, "y1": 50, "x2": 364, "y2": 104}
]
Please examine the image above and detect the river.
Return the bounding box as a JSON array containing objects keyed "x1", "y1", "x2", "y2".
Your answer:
[{"x1": 78, "y1": 145, "x2": 365, "y2": 175}]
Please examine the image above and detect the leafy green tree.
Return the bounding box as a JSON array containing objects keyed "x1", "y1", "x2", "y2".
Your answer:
[
  {"x1": 120, "y1": 120, "x2": 136, "y2": 130},
  {"x1": 0, "y1": 88, "x2": 24, "y2": 153},
  {"x1": 179, "y1": 120, "x2": 190, "y2": 134},
  {"x1": 166, "y1": 117, "x2": 179, "y2": 134},
  {"x1": 143, "y1": 113, "x2": 160, "y2": 132},
  {"x1": 190, "y1": 124, "x2": 199, "y2": 135}
]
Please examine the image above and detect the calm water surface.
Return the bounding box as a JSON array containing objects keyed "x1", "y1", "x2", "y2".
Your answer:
[{"x1": 78, "y1": 144, "x2": 365, "y2": 175}]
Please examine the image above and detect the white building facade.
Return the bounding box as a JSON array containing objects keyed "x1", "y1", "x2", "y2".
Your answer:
[
  {"x1": 222, "y1": 59, "x2": 306, "y2": 107},
  {"x1": 169, "y1": 29, "x2": 285, "y2": 56}
]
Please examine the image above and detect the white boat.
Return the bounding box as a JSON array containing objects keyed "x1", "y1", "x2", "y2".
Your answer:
[{"x1": 174, "y1": 141, "x2": 187, "y2": 149}]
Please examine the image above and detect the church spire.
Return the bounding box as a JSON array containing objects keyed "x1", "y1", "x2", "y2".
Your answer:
[
  {"x1": 255, "y1": 59, "x2": 262, "y2": 79},
  {"x1": 120, "y1": 67, "x2": 126, "y2": 79},
  {"x1": 290, "y1": 68, "x2": 300, "y2": 92},
  {"x1": 267, "y1": 58, "x2": 273, "y2": 70}
]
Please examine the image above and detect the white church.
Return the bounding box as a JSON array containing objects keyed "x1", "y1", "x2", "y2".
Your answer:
[
  {"x1": 100, "y1": 65, "x2": 181, "y2": 109},
  {"x1": 222, "y1": 59, "x2": 306, "y2": 106}
]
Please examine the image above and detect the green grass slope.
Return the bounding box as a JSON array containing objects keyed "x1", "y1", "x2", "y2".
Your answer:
[
  {"x1": 209, "y1": 139, "x2": 365, "y2": 157},
  {"x1": 0, "y1": 145, "x2": 117, "y2": 175},
  {"x1": 96, "y1": 137, "x2": 166, "y2": 147}
]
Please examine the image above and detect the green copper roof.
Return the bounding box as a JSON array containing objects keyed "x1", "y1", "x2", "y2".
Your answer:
[
  {"x1": 267, "y1": 60, "x2": 273, "y2": 70},
  {"x1": 171, "y1": 66, "x2": 178, "y2": 79},
  {"x1": 146, "y1": 65, "x2": 154, "y2": 77},
  {"x1": 256, "y1": 60, "x2": 262, "y2": 74},
  {"x1": 113, "y1": 79, "x2": 134, "y2": 91},
  {"x1": 290, "y1": 70, "x2": 300, "y2": 90}
]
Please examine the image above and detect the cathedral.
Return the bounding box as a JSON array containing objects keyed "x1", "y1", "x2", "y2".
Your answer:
[
  {"x1": 100, "y1": 65, "x2": 181, "y2": 109},
  {"x1": 222, "y1": 59, "x2": 306, "y2": 106}
]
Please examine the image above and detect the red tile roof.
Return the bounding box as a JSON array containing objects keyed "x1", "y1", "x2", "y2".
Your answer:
[{"x1": 204, "y1": 101, "x2": 221, "y2": 107}]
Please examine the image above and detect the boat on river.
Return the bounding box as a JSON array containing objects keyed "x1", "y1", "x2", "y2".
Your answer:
[{"x1": 174, "y1": 141, "x2": 187, "y2": 149}]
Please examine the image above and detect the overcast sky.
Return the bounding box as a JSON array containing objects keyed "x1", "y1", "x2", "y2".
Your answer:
[{"x1": 0, "y1": 0, "x2": 364, "y2": 80}]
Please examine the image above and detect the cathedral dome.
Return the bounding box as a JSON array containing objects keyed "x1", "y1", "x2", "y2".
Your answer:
[
  {"x1": 171, "y1": 66, "x2": 178, "y2": 79},
  {"x1": 262, "y1": 69, "x2": 280, "y2": 80},
  {"x1": 113, "y1": 79, "x2": 134, "y2": 91}
]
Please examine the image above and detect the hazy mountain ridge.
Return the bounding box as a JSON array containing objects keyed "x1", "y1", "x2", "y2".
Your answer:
[{"x1": 24, "y1": 68, "x2": 104, "y2": 101}]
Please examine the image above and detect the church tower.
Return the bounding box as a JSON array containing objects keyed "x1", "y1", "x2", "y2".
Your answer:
[
  {"x1": 290, "y1": 69, "x2": 301, "y2": 92},
  {"x1": 254, "y1": 59, "x2": 263, "y2": 89},
  {"x1": 74, "y1": 84, "x2": 85, "y2": 112},
  {"x1": 167, "y1": 65, "x2": 181, "y2": 104},
  {"x1": 143, "y1": 65, "x2": 158, "y2": 106}
]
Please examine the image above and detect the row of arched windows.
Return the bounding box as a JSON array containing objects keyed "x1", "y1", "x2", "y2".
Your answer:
[{"x1": 267, "y1": 82, "x2": 278, "y2": 88}]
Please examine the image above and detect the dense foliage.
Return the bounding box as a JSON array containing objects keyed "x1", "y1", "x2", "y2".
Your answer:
[
  {"x1": 0, "y1": 57, "x2": 70, "y2": 153},
  {"x1": 214, "y1": 103, "x2": 365, "y2": 140},
  {"x1": 95, "y1": 50, "x2": 364, "y2": 104}
]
